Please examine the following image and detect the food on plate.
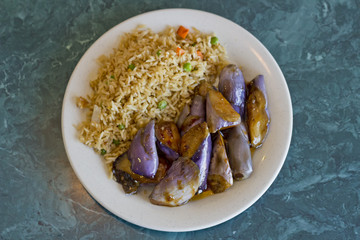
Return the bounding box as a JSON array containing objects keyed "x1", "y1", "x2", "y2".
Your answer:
[
  {"x1": 225, "y1": 122, "x2": 252, "y2": 180},
  {"x1": 176, "y1": 104, "x2": 190, "y2": 128},
  {"x1": 189, "y1": 132, "x2": 212, "y2": 193},
  {"x1": 77, "y1": 25, "x2": 227, "y2": 169},
  {"x1": 219, "y1": 64, "x2": 246, "y2": 119},
  {"x1": 180, "y1": 115, "x2": 203, "y2": 136},
  {"x1": 77, "y1": 25, "x2": 270, "y2": 206},
  {"x1": 155, "y1": 121, "x2": 181, "y2": 162},
  {"x1": 179, "y1": 94, "x2": 206, "y2": 135},
  {"x1": 180, "y1": 122, "x2": 210, "y2": 158},
  {"x1": 206, "y1": 89, "x2": 241, "y2": 133},
  {"x1": 208, "y1": 132, "x2": 233, "y2": 193},
  {"x1": 246, "y1": 75, "x2": 270, "y2": 148},
  {"x1": 190, "y1": 95, "x2": 206, "y2": 118},
  {"x1": 113, "y1": 153, "x2": 169, "y2": 194},
  {"x1": 128, "y1": 120, "x2": 158, "y2": 178},
  {"x1": 149, "y1": 157, "x2": 200, "y2": 206}
]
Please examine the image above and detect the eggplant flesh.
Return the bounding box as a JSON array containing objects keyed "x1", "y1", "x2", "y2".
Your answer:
[
  {"x1": 206, "y1": 89, "x2": 241, "y2": 133},
  {"x1": 219, "y1": 64, "x2": 246, "y2": 119},
  {"x1": 112, "y1": 153, "x2": 139, "y2": 194},
  {"x1": 246, "y1": 75, "x2": 270, "y2": 148},
  {"x1": 149, "y1": 157, "x2": 200, "y2": 207},
  {"x1": 128, "y1": 120, "x2": 159, "y2": 178},
  {"x1": 208, "y1": 132, "x2": 233, "y2": 193},
  {"x1": 226, "y1": 123, "x2": 252, "y2": 180},
  {"x1": 180, "y1": 122, "x2": 209, "y2": 158},
  {"x1": 176, "y1": 104, "x2": 190, "y2": 129},
  {"x1": 155, "y1": 121, "x2": 181, "y2": 162},
  {"x1": 180, "y1": 115, "x2": 203, "y2": 136},
  {"x1": 191, "y1": 134, "x2": 212, "y2": 193}
]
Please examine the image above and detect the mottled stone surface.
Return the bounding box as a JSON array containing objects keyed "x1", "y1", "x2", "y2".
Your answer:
[{"x1": 1, "y1": 0, "x2": 359, "y2": 239}]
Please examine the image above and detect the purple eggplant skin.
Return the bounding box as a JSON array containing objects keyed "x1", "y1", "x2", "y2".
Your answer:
[
  {"x1": 176, "y1": 104, "x2": 190, "y2": 128},
  {"x1": 114, "y1": 152, "x2": 169, "y2": 184},
  {"x1": 191, "y1": 133, "x2": 212, "y2": 193},
  {"x1": 149, "y1": 157, "x2": 200, "y2": 207},
  {"x1": 128, "y1": 120, "x2": 159, "y2": 178},
  {"x1": 246, "y1": 75, "x2": 270, "y2": 148},
  {"x1": 208, "y1": 132, "x2": 233, "y2": 193},
  {"x1": 156, "y1": 141, "x2": 179, "y2": 162},
  {"x1": 219, "y1": 64, "x2": 246, "y2": 119},
  {"x1": 226, "y1": 122, "x2": 252, "y2": 180},
  {"x1": 190, "y1": 95, "x2": 206, "y2": 118},
  {"x1": 155, "y1": 122, "x2": 181, "y2": 162},
  {"x1": 206, "y1": 89, "x2": 241, "y2": 133}
]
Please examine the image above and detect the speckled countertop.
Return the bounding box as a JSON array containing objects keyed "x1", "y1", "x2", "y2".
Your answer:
[{"x1": 1, "y1": 0, "x2": 359, "y2": 239}]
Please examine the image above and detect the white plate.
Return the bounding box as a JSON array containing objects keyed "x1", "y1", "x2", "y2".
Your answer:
[{"x1": 62, "y1": 9, "x2": 292, "y2": 232}]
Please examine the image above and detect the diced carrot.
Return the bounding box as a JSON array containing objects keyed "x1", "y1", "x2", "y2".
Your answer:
[
  {"x1": 197, "y1": 50, "x2": 203, "y2": 60},
  {"x1": 176, "y1": 47, "x2": 185, "y2": 56},
  {"x1": 177, "y1": 25, "x2": 189, "y2": 39}
]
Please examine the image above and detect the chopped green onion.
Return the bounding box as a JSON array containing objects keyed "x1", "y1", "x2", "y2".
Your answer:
[
  {"x1": 117, "y1": 124, "x2": 125, "y2": 130},
  {"x1": 183, "y1": 62, "x2": 192, "y2": 72},
  {"x1": 112, "y1": 139, "x2": 120, "y2": 146},
  {"x1": 128, "y1": 64, "x2": 135, "y2": 70},
  {"x1": 100, "y1": 149, "x2": 107, "y2": 155},
  {"x1": 156, "y1": 50, "x2": 161, "y2": 56},
  {"x1": 158, "y1": 100, "x2": 168, "y2": 110},
  {"x1": 192, "y1": 42, "x2": 197, "y2": 46},
  {"x1": 110, "y1": 75, "x2": 115, "y2": 79},
  {"x1": 210, "y1": 36, "x2": 219, "y2": 45}
]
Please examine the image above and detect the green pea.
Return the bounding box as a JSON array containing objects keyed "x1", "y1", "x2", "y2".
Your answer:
[
  {"x1": 117, "y1": 124, "x2": 125, "y2": 130},
  {"x1": 128, "y1": 64, "x2": 135, "y2": 70},
  {"x1": 112, "y1": 139, "x2": 120, "y2": 146},
  {"x1": 158, "y1": 100, "x2": 168, "y2": 110},
  {"x1": 156, "y1": 50, "x2": 161, "y2": 56},
  {"x1": 211, "y1": 36, "x2": 219, "y2": 45},
  {"x1": 100, "y1": 149, "x2": 107, "y2": 155},
  {"x1": 183, "y1": 62, "x2": 192, "y2": 72}
]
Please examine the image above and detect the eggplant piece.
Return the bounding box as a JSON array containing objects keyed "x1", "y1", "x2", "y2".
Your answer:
[
  {"x1": 180, "y1": 122, "x2": 209, "y2": 158},
  {"x1": 112, "y1": 153, "x2": 139, "y2": 195},
  {"x1": 246, "y1": 75, "x2": 270, "y2": 148},
  {"x1": 208, "y1": 132, "x2": 233, "y2": 193},
  {"x1": 149, "y1": 157, "x2": 200, "y2": 207},
  {"x1": 156, "y1": 141, "x2": 179, "y2": 162},
  {"x1": 113, "y1": 170, "x2": 139, "y2": 195},
  {"x1": 128, "y1": 120, "x2": 159, "y2": 178},
  {"x1": 226, "y1": 123, "x2": 252, "y2": 180},
  {"x1": 155, "y1": 121, "x2": 180, "y2": 162},
  {"x1": 180, "y1": 122, "x2": 211, "y2": 193},
  {"x1": 206, "y1": 89, "x2": 241, "y2": 133},
  {"x1": 176, "y1": 104, "x2": 190, "y2": 128},
  {"x1": 219, "y1": 64, "x2": 246, "y2": 119},
  {"x1": 180, "y1": 115, "x2": 203, "y2": 136},
  {"x1": 113, "y1": 153, "x2": 169, "y2": 185},
  {"x1": 190, "y1": 95, "x2": 206, "y2": 118},
  {"x1": 195, "y1": 81, "x2": 214, "y2": 98},
  {"x1": 191, "y1": 133, "x2": 212, "y2": 193},
  {"x1": 179, "y1": 95, "x2": 206, "y2": 135}
]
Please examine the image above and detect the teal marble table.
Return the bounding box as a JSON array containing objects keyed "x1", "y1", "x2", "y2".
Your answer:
[{"x1": 1, "y1": 0, "x2": 359, "y2": 239}]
